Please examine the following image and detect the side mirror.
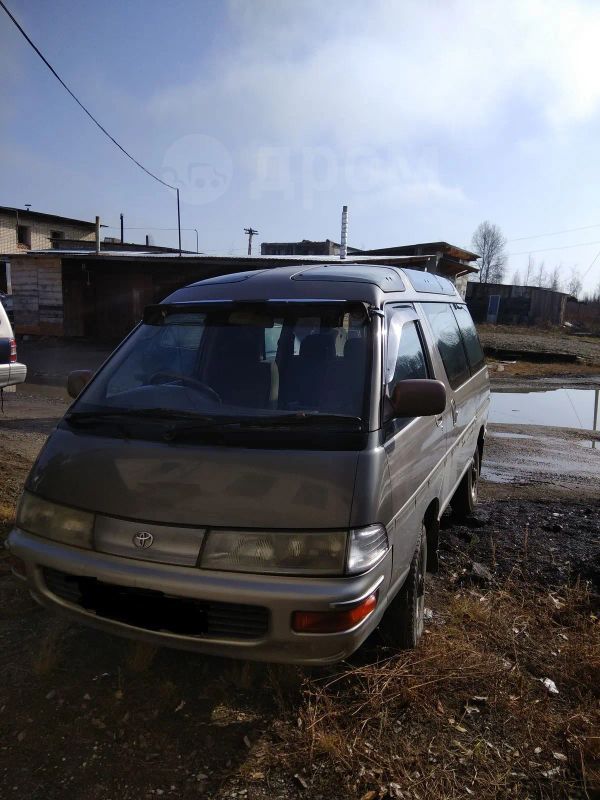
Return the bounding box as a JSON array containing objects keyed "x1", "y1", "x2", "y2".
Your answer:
[
  {"x1": 67, "y1": 369, "x2": 94, "y2": 399},
  {"x1": 390, "y1": 379, "x2": 447, "y2": 418}
]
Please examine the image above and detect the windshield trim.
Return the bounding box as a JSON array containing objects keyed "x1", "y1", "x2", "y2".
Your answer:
[{"x1": 143, "y1": 298, "x2": 365, "y2": 324}]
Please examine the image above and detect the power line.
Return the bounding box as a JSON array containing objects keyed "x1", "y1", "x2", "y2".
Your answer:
[
  {"x1": 0, "y1": 0, "x2": 175, "y2": 191},
  {"x1": 107, "y1": 226, "x2": 193, "y2": 231},
  {"x1": 106, "y1": 224, "x2": 199, "y2": 252},
  {"x1": 582, "y1": 248, "x2": 600, "y2": 279},
  {"x1": 0, "y1": 0, "x2": 183, "y2": 253},
  {"x1": 508, "y1": 239, "x2": 600, "y2": 257},
  {"x1": 508, "y1": 222, "x2": 600, "y2": 242}
]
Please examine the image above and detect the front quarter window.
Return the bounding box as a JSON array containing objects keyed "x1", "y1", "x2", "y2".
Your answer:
[{"x1": 384, "y1": 311, "x2": 430, "y2": 427}]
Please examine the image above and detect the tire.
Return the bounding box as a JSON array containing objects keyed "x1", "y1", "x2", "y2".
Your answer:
[
  {"x1": 379, "y1": 526, "x2": 427, "y2": 649},
  {"x1": 451, "y1": 447, "x2": 480, "y2": 519}
]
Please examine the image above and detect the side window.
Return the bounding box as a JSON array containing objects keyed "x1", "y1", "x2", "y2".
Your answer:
[
  {"x1": 452, "y1": 305, "x2": 485, "y2": 373},
  {"x1": 421, "y1": 302, "x2": 470, "y2": 389},
  {"x1": 386, "y1": 317, "x2": 428, "y2": 398}
]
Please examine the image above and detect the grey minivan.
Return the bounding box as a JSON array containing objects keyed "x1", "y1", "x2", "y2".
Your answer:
[{"x1": 8, "y1": 265, "x2": 489, "y2": 664}]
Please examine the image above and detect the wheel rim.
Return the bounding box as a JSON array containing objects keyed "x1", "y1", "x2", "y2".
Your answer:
[
  {"x1": 470, "y1": 458, "x2": 478, "y2": 504},
  {"x1": 415, "y1": 542, "x2": 425, "y2": 636}
]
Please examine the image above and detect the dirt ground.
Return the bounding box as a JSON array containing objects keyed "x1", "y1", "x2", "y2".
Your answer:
[
  {"x1": 0, "y1": 380, "x2": 598, "y2": 799},
  {"x1": 478, "y1": 324, "x2": 600, "y2": 365}
]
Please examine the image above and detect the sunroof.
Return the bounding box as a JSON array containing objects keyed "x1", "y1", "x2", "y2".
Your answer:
[
  {"x1": 292, "y1": 265, "x2": 405, "y2": 292},
  {"x1": 403, "y1": 269, "x2": 456, "y2": 295},
  {"x1": 192, "y1": 270, "x2": 264, "y2": 286}
]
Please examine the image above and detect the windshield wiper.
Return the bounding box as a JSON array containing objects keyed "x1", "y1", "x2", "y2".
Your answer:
[
  {"x1": 157, "y1": 412, "x2": 363, "y2": 442},
  {"x1": 65, "y1": 408, "x2": 220, "y2": 425},
  {"x1": 64, "y1": 409, "x2": 363, "y2": 440},
  {"x1": 234, "y1": 413, "x2": 363, "y2": 428}
]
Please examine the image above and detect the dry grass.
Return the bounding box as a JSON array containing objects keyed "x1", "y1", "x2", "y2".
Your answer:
[{"x1": 265, "y1": 581, "x2": 599, "y2": 799}]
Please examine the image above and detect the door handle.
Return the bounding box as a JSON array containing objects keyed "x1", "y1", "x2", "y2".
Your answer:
[
  {"x1": 450, "y1": 398, "x2": 458, "y2": 424},
  {"x1": 435, "y1": 415, "x2": 444, "y2": 429}
]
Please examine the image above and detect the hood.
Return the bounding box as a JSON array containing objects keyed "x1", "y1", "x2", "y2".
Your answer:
[{"x1": 27, "y1": 429, "x2": 359, "y2": 529}]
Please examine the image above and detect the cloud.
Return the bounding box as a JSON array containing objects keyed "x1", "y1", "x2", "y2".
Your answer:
[
  {"x1": 151, "y1": 0, "x2": 600, "y2": 147},
  {"x1": 147, "y1": 0, "x2": 600, "y2": 212}
]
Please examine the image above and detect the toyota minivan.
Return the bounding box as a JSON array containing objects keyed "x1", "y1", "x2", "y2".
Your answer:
[{"x1": 8, "y1": 265, "x2": 489, "y2": 664}]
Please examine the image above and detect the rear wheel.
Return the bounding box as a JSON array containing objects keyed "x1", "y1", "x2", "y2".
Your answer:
[
  {"x1": 451, "y1": 447, "x2": 480, "y2": 519},
  {"x1": 379, "y1": 526, "x2": 426, "y2": 649}
]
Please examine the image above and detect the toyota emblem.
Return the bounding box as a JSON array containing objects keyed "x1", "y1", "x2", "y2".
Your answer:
[{"x1": 133, "y1": 531, "x2": 154, "y2": 549}]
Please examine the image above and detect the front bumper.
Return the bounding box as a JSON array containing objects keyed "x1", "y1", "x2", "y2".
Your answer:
[
  {"x1": 0, "y1": 361, "x2": 26, "y2": 388},
  {"x1": 7, "y1": 528, "x2": 392, "y2": 664}
]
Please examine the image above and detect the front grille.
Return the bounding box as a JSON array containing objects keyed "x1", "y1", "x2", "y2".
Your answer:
[{"x1": 43, "y1": 568, "x2": 269, "y2": 640}]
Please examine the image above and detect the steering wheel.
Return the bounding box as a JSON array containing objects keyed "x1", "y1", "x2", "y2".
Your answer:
[{"x1": 148, "y1": 372, "x2": 222, "y2": 404}]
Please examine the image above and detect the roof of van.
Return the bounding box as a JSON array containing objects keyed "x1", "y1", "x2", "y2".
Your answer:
[{"x1": 164, "y1": 264, "x2": 462, "y2": 306}]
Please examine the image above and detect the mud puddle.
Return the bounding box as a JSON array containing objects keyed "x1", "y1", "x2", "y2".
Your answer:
[{"x1": 490, "y1": 387, "x2": 600, "y2": 431}]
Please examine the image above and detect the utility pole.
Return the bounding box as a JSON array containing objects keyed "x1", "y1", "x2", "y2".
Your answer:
[
  {"x1": 177, "y1": 189, "x2": 182, "y2": 256},
  {"x1": 244, "y1": 227, "x2": 258, "y2": 256},
  {"x1": 120, "y1": 213, "x2": 124, "y2": 244}
]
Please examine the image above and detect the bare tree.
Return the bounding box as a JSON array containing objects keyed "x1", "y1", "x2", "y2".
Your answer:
[
  {"x1": 548, "y1": 265, "x2": 562, "y2": 292},
  {"x1": 471, "y1": 221, "x2": 507, "y2": 283},
  {"x1": 535, "y1": 260, "x2": 546, "y2": 287},
  {"x1": 511, "y1": 269, "x2": 522, "y2": 285},
  {"x1": 567, "y1": 267, "x2": 582, "y2": 298},
  {"x1": 523, "y1": 255, "x2": 534, "y2": 286}
]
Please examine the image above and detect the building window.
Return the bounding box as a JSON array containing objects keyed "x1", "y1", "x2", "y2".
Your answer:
[
  {"x1": 50, "y1": 230, "x2": 64, "y2": 248},
  {"x1": 17, "y1": 225, "x2": 31, "y2": 247}
]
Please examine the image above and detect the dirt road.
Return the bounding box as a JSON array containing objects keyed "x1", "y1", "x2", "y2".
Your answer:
[{"x1": 0, "y1": 388, "x2": 598, "y2": 799}]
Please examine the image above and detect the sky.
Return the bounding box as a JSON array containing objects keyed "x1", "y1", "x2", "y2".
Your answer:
[{"x1": 2, "y1": 0, "x2": 600, "y2": 293}]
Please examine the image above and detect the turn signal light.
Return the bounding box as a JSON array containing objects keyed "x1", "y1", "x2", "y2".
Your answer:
[
  {"x1": 9, "y1": 338, "x2": 17, "y2": 363},
  {"x1": 292, "y1": 592, "x2": 378, "y2": 634}
]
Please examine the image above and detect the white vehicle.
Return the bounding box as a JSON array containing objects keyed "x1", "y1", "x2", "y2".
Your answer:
[{"x1": 0, "y1": 297, "x2": 26, "y2": 389}]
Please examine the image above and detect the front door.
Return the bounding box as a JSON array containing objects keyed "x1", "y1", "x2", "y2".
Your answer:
[{"x1": 383, "y1": 306, "x2": 448, "y2": 570}]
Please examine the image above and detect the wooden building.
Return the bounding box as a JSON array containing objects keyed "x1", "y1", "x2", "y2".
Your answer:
[
  {"x1": 0, "y1": 206, "x2": 96, "y2": 294},
  {"x1": 466, "y1": 282, "x2": 571, "y2": 326}
]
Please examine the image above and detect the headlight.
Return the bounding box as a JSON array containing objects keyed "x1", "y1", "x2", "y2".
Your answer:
[
  {"x1": 17, "y1": 491, "x2": 94, "y2": 548},
  {"x1": 200, "y1": 530, "x2": 347, "y2": 575},
  {"x1": 346, "y1": 524, "x2": 388, "y2": 574}
]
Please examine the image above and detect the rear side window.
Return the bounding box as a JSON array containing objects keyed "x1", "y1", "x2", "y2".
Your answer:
[
  {"x1": 421, "y1": 303, "x2": 470, "y2": 389},
  {"x1": 452, "y1": 305, "x2": 485, "y2": 373}
]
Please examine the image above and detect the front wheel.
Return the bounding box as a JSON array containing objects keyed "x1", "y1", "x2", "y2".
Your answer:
[
  {"x1": 379, "y1": 526, "x2": 426, "y2": 649},
  {"x1": 451, "y1": 447, "x2": 480, "y2": 519}
]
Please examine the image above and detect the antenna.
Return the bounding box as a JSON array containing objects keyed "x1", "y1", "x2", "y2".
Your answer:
[{"x1": 340, "y1": 205, "x2": 348, "y2": 260}]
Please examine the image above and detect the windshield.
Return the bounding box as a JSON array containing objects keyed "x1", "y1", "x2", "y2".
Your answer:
[{"x1": 73, "y1": 302, "x2": 372, "y2": 425}]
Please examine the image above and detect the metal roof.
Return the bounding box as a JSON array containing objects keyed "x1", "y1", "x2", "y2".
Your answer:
[
  {"x1": 14, "y1": 249, "x2": 478, "y2": 278},
  {"x1": 0, "y1": 206, "x2": 97, "y2": 228},
  {"x1": 362, "y1": 241, "x2": 479, "y2": 262}
]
